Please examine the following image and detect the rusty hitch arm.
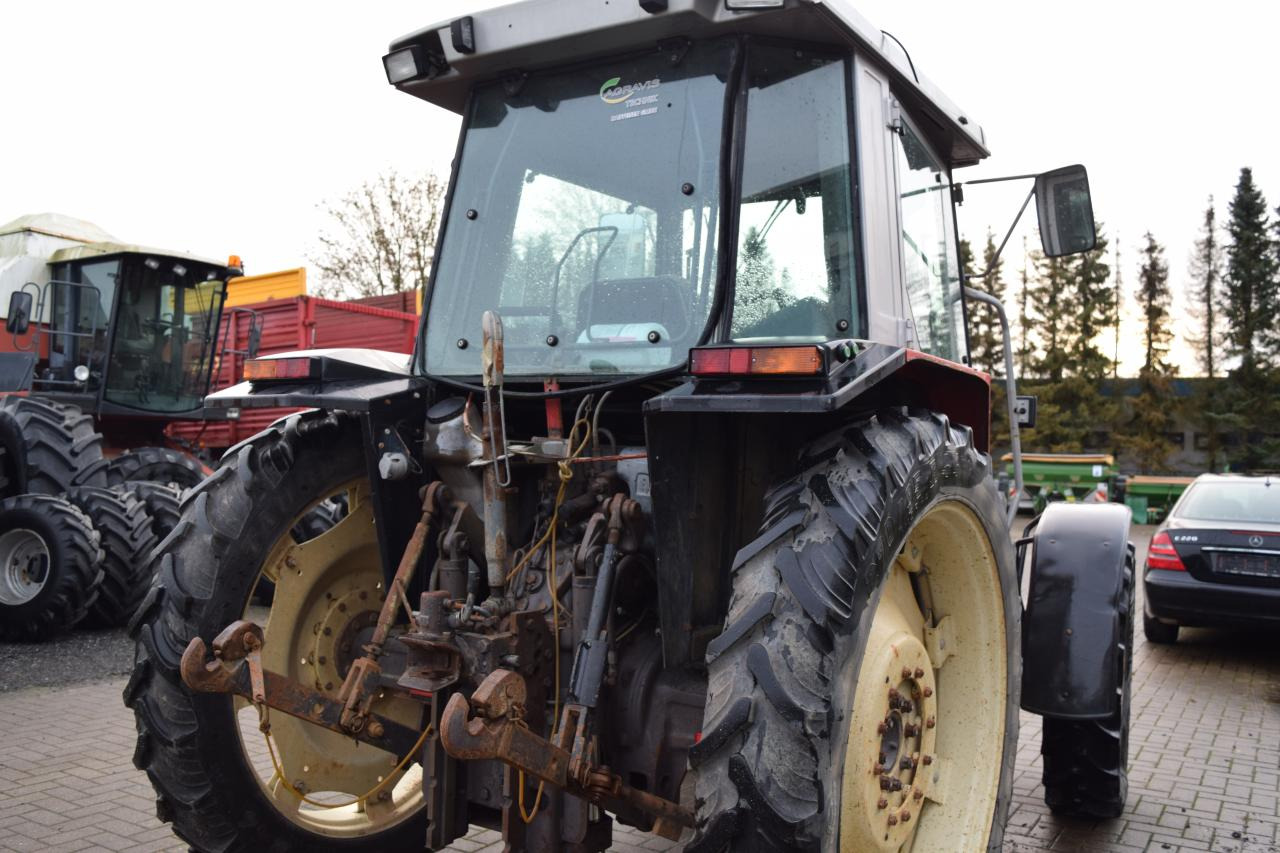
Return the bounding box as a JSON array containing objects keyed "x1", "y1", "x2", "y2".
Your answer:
[
  {"x1": 440, "y1": 669, "x2": 693, "y2": 839},
  {"x1": 180, "y1": 620, "x2": 421, "y2": 757}
]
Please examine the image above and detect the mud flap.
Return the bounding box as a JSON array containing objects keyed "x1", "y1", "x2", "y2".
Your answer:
[{"x1": 1019, "y1": 502, "x2": 1133, "y2": 719}]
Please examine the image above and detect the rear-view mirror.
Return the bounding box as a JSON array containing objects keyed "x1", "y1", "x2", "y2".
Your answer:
[
  {"x1": 247, "y1": 324, "x2": 262, "y2": 359},
  {"x1": 5, "y1": 291, "x2": 32, "y2": 336},
  {"x1": 1035, "y1": 165, "x2": 1096, "y2": 257}
]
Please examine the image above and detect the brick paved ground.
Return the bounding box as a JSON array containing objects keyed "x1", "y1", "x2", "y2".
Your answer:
[{"x1": 1, "y1": 526, "x2": 1277, "y2": 852}]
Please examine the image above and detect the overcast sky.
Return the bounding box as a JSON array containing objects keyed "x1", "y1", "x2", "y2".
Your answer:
[{"x1": 5, "y1": 1, "x2": 1278, "y2": 374}]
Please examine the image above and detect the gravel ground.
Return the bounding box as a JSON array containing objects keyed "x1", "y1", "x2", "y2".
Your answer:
[{"x1": 0, "y1": 625, "x2": 134, "y2": 692}]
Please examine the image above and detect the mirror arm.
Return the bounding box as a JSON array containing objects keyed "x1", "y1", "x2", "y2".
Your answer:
[
  {"x1": 962, "y1": 286, "x2": 1023, "y2": 529},
  {"x1": 957, "y1": 172, "x2": 1039, "y2": 188},
  {"x1": 969, "y1": 187, "x2": 1035, "y2": 280}
]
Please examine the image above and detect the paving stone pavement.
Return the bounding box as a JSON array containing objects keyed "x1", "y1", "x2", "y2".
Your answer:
[{"x1": 0, "y1": 526, "x2": 1277, "y2": 852}]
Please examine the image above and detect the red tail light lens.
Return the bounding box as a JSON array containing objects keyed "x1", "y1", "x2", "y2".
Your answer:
[
  {"x1": 1146, "y1": 531, "x2": 1186, "y2": 571},
  {"x1": 690, "y1": 345, "x2": 824, "y2": 377},
  {"x1": 244, "y1": 357, "x2": 317, "y2": 382}
]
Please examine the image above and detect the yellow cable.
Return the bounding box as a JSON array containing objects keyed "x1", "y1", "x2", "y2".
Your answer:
[
  {"x1": 258, "y1": 704, "x2": 432, "y2": 810},
  {"x1": 518, "y1": 417, "x2": 591, "y2": 823}
]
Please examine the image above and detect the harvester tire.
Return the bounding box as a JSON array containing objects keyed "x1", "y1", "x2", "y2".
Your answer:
[
  {"x1": 688, "y1": 409, "x2": 1020, "y2": 853},
  {"x1": 125, "y1": 410, "x2": 427, "y2": 852},
  {"x1": 115, "y1": 481, "x2": 183, "y2": 544},
  {"x1": 0, "y1": 397, "x2": 109, "y2": 495},
  {"x1": 1040, "y1": 555, "x2": 1133, "y2": 819},
  {"x1": 63, "y1": 486, "x2": 159, "y2": 629},
  {"x1": 107, "y1": 447, "x2": 208, "y2": 489},
  {"x1": 0, "y1": 494, "x2": 104, "y2": 641}
]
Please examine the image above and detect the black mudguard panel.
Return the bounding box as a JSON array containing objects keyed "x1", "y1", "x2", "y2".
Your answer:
[
  {"x1": 0, "y1": 353, "x2": 36, "y2": 393},
  {"x1": 1021, "y1": 502, "x2": 1133, "y2": 719}
]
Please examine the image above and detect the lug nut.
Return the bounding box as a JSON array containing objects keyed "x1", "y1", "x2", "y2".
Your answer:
[
  {"x1": 922, "y1": 754, "x2": 933, "y2": 766},
  {"x1": 914, "y1": 667, "x2": 924, "y2": 679},
  {"x1": 887, "y1": 814, "x2": 899, "y2": 826},
  {"x1": 888, "y1": 688, "x2": 900, "y2": 702},
  {"x1": 904, "y1": 724, "x2": 920, "y2": 737},
  {"x1": 900, "y1": 809, "x2": 911, "y2": 823},
  {"x1": 877, "y1": 798, "x2": 888, "y2": 810},
  {"x1": 923, "y1": 686, "x2": 933, "y2": 698},
  {"x1": 877, "y1": 722, "x2": 888, "y2": 735},
  {"x1": 902, "y1": 667, "x2": 912, "y2": 679},
  {"x1": 926, "y1": 716, "x2": 936, "y2": 729},
  {"x1": 879, "y1": 776, "x2": 894, "y2": 790},
  {"x1": 900, "y1": 757, "x2": 916, "y2": 770},
  {"x1": 913, "y1": 789, "x2": 924, "y2": 801}
]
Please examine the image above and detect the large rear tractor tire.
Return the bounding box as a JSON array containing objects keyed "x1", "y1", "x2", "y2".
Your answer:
[
  {"x1": 107, "y1": 447, "x2": 208, "y2": 489},
  {"x1": 124, "y1": 411, "x2": 428, "y2": 852},
  {"x1": 0, "y1": 494, "x2": 104, "y2": 641},
  {"x1": 0, "y1": 397, "x2": 108, "y2": 495},
  {"x1": 688, "y1": 409, "x2": 1020, "y2": 853},
  {"x1": 1041, "y1": 553, "x2": 1134, "y2": 819},
  {"x1": 63, "y1": 486, "x2": 159, "y2": 629}
]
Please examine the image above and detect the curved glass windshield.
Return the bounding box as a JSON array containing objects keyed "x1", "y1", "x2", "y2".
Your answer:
[
  {"x1": 104, "y1": 256, "x2": 226, "y2": 413},
  {"x1": 423, "y1": 39, "x2": 735, "y2": 377}
]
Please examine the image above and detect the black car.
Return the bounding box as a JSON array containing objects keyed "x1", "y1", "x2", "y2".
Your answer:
[{"x1": 1143, "y1": 474, "x2": 1280, "y2": 643}]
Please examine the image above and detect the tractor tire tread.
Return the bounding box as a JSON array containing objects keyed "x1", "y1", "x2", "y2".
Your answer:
[{"x1": 63, "y1": 486, "x2": 159, "y2": 628}]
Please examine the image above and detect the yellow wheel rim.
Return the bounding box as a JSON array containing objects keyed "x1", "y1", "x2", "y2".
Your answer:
[
  {"x1": 841, "y1": 500, "x2": 1007, "y2": 852},
  {"x1": 235, "y1": 479, "x2": 427, "y2": 837}
]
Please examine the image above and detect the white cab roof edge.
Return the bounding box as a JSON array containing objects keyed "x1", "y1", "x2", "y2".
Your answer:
[{"x1": 389, "y1": 0, "x2": 988, "y2": 167}]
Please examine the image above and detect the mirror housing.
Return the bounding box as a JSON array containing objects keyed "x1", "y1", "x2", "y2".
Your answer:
[
  {"x1": 1035, "y1": 165, "x2": 1096, "y2": 257},
  {"x1": 5, "y1": 291, "x2": 33, "y2": 336}
]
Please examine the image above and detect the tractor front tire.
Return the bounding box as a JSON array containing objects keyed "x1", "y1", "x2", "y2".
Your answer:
[
  {"x1": 0, "y1": 494, "x2": 104, "y2": 641},
  {"x1": 688, "y1": 410, "x2": 1020, "y2": 853},
  {"x1": 1041, "y1": 556, "x2": 1134, "y2": 819},
  {"x1": 124, "y1": 411, "x2": 428, "y2": 852},
  {"x1": 0, "y1": 397, "x2": 108, "y2": 495},
  {"x1": 107, "y1": 447, "x2": 208, "y2": 489},
  {"x1": 63, "y1": 486, "x2": 159, "y2": 629}
]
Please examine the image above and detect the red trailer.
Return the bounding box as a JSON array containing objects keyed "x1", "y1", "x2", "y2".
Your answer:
[{"x1": 167, "y1": 294, "x2": 417, "y2": 454}]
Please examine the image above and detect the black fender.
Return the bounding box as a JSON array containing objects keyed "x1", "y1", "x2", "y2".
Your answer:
[
  {"x1": 1020, "y1": 502, "x2": 1134, "y2": 719},
  {"x1": 204, "y1": 348, "x2": 429, "y2": 412}
]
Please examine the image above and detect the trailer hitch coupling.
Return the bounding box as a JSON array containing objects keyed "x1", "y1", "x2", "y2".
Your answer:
[{"x1": 440, "y1": 669, "x2": 694, "y2": 839}]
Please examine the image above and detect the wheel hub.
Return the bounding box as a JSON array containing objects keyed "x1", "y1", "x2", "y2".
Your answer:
[{"x1": 0, "y1": 529, "x2": 51, "y2": 606}]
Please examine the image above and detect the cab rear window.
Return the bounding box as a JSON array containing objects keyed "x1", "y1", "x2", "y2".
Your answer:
[{"x1": 1177, "y1": 481, "x2": 1280, "y2": 524}]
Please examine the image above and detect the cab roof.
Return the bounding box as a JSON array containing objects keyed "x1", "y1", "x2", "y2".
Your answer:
[
  {"x1": 50, "y1": 242, "x2": 226, "y2": 270},
  {"x1": 389, "y1": 0, "x2": 989, "y2": 168}
]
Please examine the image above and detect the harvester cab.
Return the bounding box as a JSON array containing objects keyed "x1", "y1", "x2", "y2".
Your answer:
[
  {"x1": 1, "y1": 227, "x2": 237, "y2": 418},
  {"x1": 129, "y1": 3, "x2": 1135, "y2": 852}
]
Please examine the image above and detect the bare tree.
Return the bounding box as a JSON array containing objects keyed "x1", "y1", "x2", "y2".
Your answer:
[{"x1": 310, "y1": 170, "x2": 445, "y2": 299}]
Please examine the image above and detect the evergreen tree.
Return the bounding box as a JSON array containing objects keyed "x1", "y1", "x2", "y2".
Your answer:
[
  {"x1": 1111, "y1": 239, "x2": 1122, "y2": 378},
  {"x1": 1015, "y1": 238, "x2": 1034, "y2": 378},
  {"x1": 732, "y1": 227, "x2": 787, "y2": 334},
  {"x1": 1027, "y1": 249, "x2": 1072, "y2": 382},
  {"x1": 1120, "y1": 234, "x2": 1176, "y2": 471},
  {"x1": 1188, "y1": 197, "x2": 1223, "y2": 378},
  {"x1": 1065, "y1": 226, "x2": 1115, "y2": 382},
  {"x1": 1221, "y1": 167, "x2": 1278, "y2": 371},
  {"x1": 964, "y1": 231, "x2": 1005, "y2": 376}
]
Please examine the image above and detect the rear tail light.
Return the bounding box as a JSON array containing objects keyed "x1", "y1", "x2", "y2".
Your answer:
[
  {"x1": 690, "y1": 345, "x2": 824, "y2": 377},
  {"x1": 1146, "y1": 531, "x2": 1186, "y2": 572},
  {"x1": 244, "y1": 357, "x2": 318, "y2": 382}
]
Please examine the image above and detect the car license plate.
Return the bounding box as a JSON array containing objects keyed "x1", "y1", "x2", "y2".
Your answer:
[{"x1": 1214, "y1": 552, "x2": 1280, "y2": 578}]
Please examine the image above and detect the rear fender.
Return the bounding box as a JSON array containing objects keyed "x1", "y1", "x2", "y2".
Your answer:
[{"x1": 1019, "y1": 502, "x2": 1134, "y2": 719}]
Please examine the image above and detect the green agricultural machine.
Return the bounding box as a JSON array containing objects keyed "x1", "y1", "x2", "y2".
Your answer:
[{"x1": 126, "y1": 2, "x2": 1136, "y2": 851}]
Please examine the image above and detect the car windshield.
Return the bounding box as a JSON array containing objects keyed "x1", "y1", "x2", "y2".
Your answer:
[
  {"x1": 1176, "y1": 480, "x2": 1280, "y2": 524},
  {"x1": 421, "y1": 39, "x2": 735, "y2": 378},
  {"x1": 104, "y1": 256, "x2": 226, "y2": 413}
]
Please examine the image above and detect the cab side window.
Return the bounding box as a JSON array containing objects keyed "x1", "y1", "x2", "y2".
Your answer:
[{"x1": 894, "y1": 114, "x2": 964, "y2": 362}]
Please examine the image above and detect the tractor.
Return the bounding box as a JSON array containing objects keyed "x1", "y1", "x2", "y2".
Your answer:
[
  {"x1": 0, "y1": 215, "x2": 246, "y2": 638},
  {"x1": 126, "y1": 2, "x2": 1135, "y2": 851}
]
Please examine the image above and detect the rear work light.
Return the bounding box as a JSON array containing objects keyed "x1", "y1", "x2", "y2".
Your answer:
[
  {"x1": 1146, "y1": 531, "x2": 1187, "y2": 572},
  {"x1": 244, "y1": 357, "x2": 318, "y2": 383},
  {"x1": 689, "y1": 345, "x2": 825, "y2": 378}
]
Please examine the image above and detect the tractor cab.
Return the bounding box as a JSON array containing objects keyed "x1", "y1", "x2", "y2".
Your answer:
[{"x1": 3, "y1": 244, "x2": 232, "y2": 417}]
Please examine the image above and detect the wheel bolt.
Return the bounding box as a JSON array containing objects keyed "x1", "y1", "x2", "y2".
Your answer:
[
  {"x1": 877, "y1": 798, "x2": 888, "y2": 810},
  {"x1": 879, "y1": 776, "x2": 893, "y2": 790},
  {"x1": 877, "y1": 722, "x2": 888, "y2": 735},
  {"x1": 913, "y1": 789, "x2": 924, "y2": 801},
  {"x1": 888, "y1": 688, "x2": 900, "y2": 702},
  {"x1": 923, "y1": 686, "x2": 933, "y2": 698},
  {"x1": 900, "y1": 757, "x2": 916, "y2": 770},
  {"x1": 922, "y1": 754, "x2": 933, "y2": 766},
  {"x1": 900, "y1": 809, "x2": 911, "y2": 823},
  {"x1": 904, "y1": 724, "x2": 920, "y2": 737},
  {"x1": 914, "y1": 668, "x2": 924, "y2": 679},
  {"x1": 887, "y1": 814, "x2": 899, "y2": 826},
  {"x1": 902, "y1": 667, "x2": 912, "y2": 679},
  {"x1": 926, "y1": 716, "x2": 936, "y2": 729}
]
